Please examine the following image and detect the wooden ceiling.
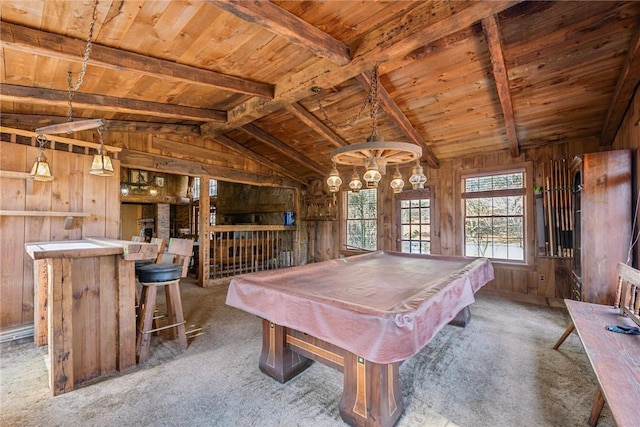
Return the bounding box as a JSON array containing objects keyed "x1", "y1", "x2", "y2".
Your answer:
[{"x1": 1, "y1": 1, "x2": 639, "y2": 183}]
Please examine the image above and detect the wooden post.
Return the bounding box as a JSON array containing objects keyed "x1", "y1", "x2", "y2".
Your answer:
[
  {"x1": 198, "y1": 174, "x2": 210, "y2": 286},
  {"x1": 33, "y1": 259, "x2": 49, "y2": 347}
]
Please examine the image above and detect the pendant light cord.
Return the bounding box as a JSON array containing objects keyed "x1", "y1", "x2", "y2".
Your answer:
[
  {"x1": 67, "y1": 0, "x2": 100, "y2": 122},
  {"x1": 313, "y1": 63, "x2": 380, "y2": 131}
]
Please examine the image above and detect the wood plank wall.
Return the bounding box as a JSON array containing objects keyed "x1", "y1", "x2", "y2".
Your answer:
[
  {"x1": 612, "y1": 87, "x2": 640, "y2": 268},
  {"x1": 0, "y1": 138, "x2": 120, "y2": 331},
  {"x1": 307, "y1": 86, "x2": 639, "y2": 307}
]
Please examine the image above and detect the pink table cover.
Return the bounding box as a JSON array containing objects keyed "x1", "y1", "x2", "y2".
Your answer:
[{"x1": 226, "y1": 251, "x2": 494, "y2": 364}]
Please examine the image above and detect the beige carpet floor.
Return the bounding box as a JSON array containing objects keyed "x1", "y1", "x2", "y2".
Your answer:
[{"x1": 0, "y1": 278, "x2": 614, "y2": 427}]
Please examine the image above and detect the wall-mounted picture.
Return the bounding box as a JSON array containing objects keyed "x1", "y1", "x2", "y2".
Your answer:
[{"x1": 130, "y1": 169, "x2": 148, "y2": 183}]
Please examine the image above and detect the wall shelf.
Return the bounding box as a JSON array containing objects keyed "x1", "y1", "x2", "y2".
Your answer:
[
  {"x1": 304, "y1": 194, "x2": 338, "y2": 221},
  {"x1": 0, "y1": 210, "x2": 91, "y2": 217}
]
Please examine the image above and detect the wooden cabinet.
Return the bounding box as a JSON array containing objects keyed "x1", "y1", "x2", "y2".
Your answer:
[{"x1": 571, "y1": 150, "x2": 631, "y2": 305}]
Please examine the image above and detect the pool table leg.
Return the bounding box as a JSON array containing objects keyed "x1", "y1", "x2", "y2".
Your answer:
[
  {"x1": 339, "y1": 352, "x2": 403, "y2": 427},
  {"x1": 449, "y1": 305, "x2": 471, "y2": 327},
  {"x1": 259, "y1": 320, "x2": 312, "y2": 383}
]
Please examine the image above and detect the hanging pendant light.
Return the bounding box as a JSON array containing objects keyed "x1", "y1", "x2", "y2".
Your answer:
[
  {"x1": 363, "y1": 157, "x2": 382, "y2": 188},
  {"x1": 30, "y1": 135, "x2": 54, "y2": 182},
  {"x1": 89, "y1": 126, "x2": 114, "y2": 176},
  {"x1": 327, "y1": 162, "x2": 342, "y2": 192},
  {"x1": 390, "y1": 166, "x2": 405, "y2": 193},
  {"x1": 319, "y1": 64, "x2": 422, "y2": 194},
  {"x1": 348, "y1": 168, "x2": 363, "y2": 193},
  {"x1": 409, "y1": 160, "x2": 427, "y2": 190}
]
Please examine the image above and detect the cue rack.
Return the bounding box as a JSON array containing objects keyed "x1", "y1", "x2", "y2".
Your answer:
[{"x1": 541, "y1": 159, "x2": 573, "y2": 258}]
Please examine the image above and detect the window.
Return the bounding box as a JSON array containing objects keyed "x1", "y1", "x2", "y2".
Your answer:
[
  {"x1": 463, "y1": 170, "x2": 525, "y2": 261},
  {"x1": 345, "y1": 189, "x2": 377, "y2": 251},
  {"x1": 192, "y1": 177, "x2": 217, "y2": 200},
  {"x1": 398, "y1": 194, "x2": 431, "y2": 254}
]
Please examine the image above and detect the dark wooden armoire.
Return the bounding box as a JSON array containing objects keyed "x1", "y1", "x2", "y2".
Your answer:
[{"x1": 571, "y1": 149, "x2": 632, "y2": 305}]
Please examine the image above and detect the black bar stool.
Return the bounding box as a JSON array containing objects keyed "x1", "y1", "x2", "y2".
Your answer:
[{"x1": 135, "y1": 263, "x2": 187, "y2": 364}]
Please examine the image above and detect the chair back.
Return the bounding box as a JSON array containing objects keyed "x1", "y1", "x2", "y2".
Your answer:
[
  {"x1": 131, "y1": 236, "x2": 145, "y2": 242},
  {"x1": 162, "y1": 238, "x2": 194, "y2": 278},
  {"x1": 149, "y1": 237, "x2": 167, "y2": 263},
  {"x1": 616, "y1": 262, "x2": 640, "y2": 326}
]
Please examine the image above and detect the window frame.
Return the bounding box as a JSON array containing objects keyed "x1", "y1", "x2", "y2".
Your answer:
[
  {"x1": 341, "y1": 188, "x2": 379, "y2": 253},
  {"x1": 395, "y1": 187, "x2": 434, "y2": 254},
  {"x1": 457, "y1": 163, "x2": 534, "y2": 266}
]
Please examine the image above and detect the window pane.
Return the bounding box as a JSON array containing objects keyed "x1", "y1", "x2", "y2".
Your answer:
[
  {"x1": 420, "y1": 207, "x2": 430, "y2": 223},
  {"x1": 399, "y1": 197, "x2": 431, "y2": 255},
  {"x1": 508, "y1": 196, "x2": 524, "y2": 215},
  {"x1": 401, "y1": 208, "x2": 411, "y2": 223},
  {"x1": 410, "y1": 209, "x2": 420, "y2": 223},
  {"x1": 463, "y1": 171, "x2": 525, "y2": 261},
  {"x1": 346, "y1": 189, "x2": 377, "y2": 250},
  {"x1": 410, "y1": 225, "x2": 421, "y2": 239},
  {"x1": 466, "y1": 199, "x2": 479, "y2": 217},
  {"x1": 401, "y1": 224, "x2": 411, "y2": 239},
  {"x1": 492, "y1": 197, "x2": 508, "y2": 216}
]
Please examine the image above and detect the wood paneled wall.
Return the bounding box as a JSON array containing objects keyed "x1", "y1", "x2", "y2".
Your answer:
[
  {"x1": 0, "y1": 138, "x2": 120, "y2": 331},
  {"x1": 612, "y1": 86, "x2": 640, "y2": 268},
  {"x1": 306, "y1": 86, "x2": 639, "y2": 307}
]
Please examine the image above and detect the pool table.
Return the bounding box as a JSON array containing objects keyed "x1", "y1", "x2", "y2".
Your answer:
[{"x1": 226, "y1": 251, "x2": 494, "y2": 427}]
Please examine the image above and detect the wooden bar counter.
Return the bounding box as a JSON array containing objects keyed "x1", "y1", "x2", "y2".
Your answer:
[{"x1": 25, "y1": 237, "x2": 158, "y2": 395}]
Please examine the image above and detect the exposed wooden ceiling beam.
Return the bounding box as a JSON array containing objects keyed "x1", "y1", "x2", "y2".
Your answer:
[
  {"x1": 201, "y1": 1, "x2": 521, "y2": 136},
  {"x1": 212, "y1": 134, "x2": 307, "y2": 186},
  {"x1": 0, "y1": 21, "x2": 274, "y2": 99},
  {"x1": 600, "y1": 25, "x2": 640, "y2": 146},
  {"x1": 284, "y1": 103, "x2": 347, "y2": 149},
  {"x1": 355, "y1": 73, "x2": 440, "y2": 169},
  {"x1": 207, "y1": 0, "x2": 351, "y2": 66},
  {"x1": 120, "y1": 150, "x2": 301, "y2": 189},
  {"x1": 2, "y1": 84, "x2": 226, "y2": 122},
  {"x1": 240, "y1": 124, "x2": 327, "y2": 176},
  {"x1": 482, "y1": 14, "x2": 520, "y2": 158},
  {"x1": 151, "y1": 135, "x2": 305, "y2": 186},
  {"x1": 0, "y1": 114, "x2": 202, "y2": 136}
]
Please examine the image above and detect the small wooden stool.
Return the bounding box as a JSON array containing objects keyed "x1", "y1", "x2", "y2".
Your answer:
[{"x1": 135, "y1": 264, "x2": 187, "y2": 364}]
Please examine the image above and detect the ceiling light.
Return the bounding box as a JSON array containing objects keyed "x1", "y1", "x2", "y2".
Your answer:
[
  {"x1": 327, "y1": 163, "x2": 343, "y2": 193},
  {"x1": 348, "y1": 168, "x2": 363, "y2": 193},
  {"x1": 363, "y1": 157, "x2": 382, "y2": 188},
  {"x1": 390, "y1": 167, "x2": 405, "y2": 193},
  {"x1": 89, "y1": 126, "x2": 114, "y2": 176},
  {"x1": 319, "y1": 64, "x2": 423, "y2": 193},
  {"x1": 30, "y1": 135, "x2": 54, "y2": 182},
  {"x1": 409, "y1": 160, "x2": 427, "y2": 190},
  {"x1": 34, "y1": 1, "x2": 106, "y2": 146}
]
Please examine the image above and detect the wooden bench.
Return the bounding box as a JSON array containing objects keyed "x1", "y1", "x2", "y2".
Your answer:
[{"x1": 561, "y1": 299, "x2": 640, "y2": 426}]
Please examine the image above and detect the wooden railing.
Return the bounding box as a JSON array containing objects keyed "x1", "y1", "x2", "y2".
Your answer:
[{"x1": 209, "y1": 225, "x2": 296, "y2": 279}]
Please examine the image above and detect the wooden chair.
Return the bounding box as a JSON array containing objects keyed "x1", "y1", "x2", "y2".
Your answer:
[
  {"x1": 157, "y1": 237, "x2": 193, "y2": 276},
  {"x1": 615, "y1": 262, "x2": 640, "y2": 326},
  {"x1": 149, "y1": 237, "x2": 167, "y2": 262},
  {"x1": 135, "y1": 238, "x2": 194, "y2": 363}
]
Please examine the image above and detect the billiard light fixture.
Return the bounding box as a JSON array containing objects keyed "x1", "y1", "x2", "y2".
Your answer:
[{"x1": 316, "y1": 64, "x2": 426, "y2": 193}]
